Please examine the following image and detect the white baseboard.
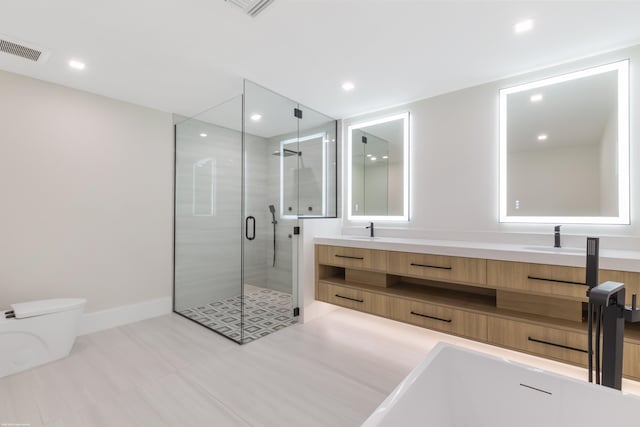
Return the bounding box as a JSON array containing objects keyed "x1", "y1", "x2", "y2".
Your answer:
[{"x1": 78, "y1": 297, "x2": 172, "y2": 336}]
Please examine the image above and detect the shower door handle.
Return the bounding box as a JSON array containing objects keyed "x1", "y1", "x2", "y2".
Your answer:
[{"x1": 246, "y1": 216, "x2": 256, "y2": 241}]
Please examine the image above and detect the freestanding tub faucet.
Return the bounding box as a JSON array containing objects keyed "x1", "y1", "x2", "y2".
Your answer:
[
  {"x1": 585, "y1": 237, "x2": 640, "y2": 390},
  {"x1": 366, "y1": 222, "x2": 374, "y2": 238},
  {"x1": 554, "y1": 225, "x2": 561, "y2": 248}
]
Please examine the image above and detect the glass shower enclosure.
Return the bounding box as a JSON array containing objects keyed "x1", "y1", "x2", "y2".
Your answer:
[{"x1": 174, "y1": 81, "x2": 336, "y2": 343}]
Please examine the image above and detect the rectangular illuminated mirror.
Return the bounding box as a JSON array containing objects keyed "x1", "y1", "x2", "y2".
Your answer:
[
  {"x1": 348, "y1": 112, "x2": 409, "y2": 221},
  {"x1": 499, "y1": 60, "x2": 629, "y2": 224}
]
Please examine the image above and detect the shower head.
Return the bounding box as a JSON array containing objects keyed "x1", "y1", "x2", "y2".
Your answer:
[
  {"x1": 272, "y1": 148, "x2": 300, "y2": 157},
  {"x1": 269, "y1": 205, "x2": 277, "y2": 225}
]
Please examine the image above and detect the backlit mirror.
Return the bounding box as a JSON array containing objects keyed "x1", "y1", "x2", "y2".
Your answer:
[
  {"x1": 348, "y1": 112, "x2": 409, "y2": 220},
  {"x1": 499, "y1": 60, "x2": 629, "y2": 224}
]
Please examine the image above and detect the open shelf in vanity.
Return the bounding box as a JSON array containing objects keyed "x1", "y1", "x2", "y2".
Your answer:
[{"x1": 315, "y1": 242, "x2": 640, "y2": 380}]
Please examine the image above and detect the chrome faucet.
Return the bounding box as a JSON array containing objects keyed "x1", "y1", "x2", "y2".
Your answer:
[
  {"x1": 554, "y1": 225, "x2": 561, "y2": 248},
  {"x1": 365, "y1": 222, "x2": 374, "y2": 238}
]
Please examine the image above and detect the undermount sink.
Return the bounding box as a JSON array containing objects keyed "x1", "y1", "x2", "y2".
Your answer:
[
  {"x1": 341, "y1": 235, "x2": 395, "y2": 242},
  {"x1": 522, "y1": 246, "x2": 585, "y2": 255}
]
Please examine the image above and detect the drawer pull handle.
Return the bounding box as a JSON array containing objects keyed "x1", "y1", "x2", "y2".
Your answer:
[
  {"x1": 335, "y1": 294, "x2": 364, "y2": 303},
  {"x1": 410, "y1": 263, "x2": 452, "y2": 270},
  {"x1": 335, "y1": 254, "x2": 364, "y2": 260},
  {"x1": 527, "y1": 276, "x2": 586, "y2": 286},
  {"x1": 410, "y1": 311, "x2": 452, "y2": 323},
  {"x1": 527, "y1": 336, "x2": 587, "y2": 354}
]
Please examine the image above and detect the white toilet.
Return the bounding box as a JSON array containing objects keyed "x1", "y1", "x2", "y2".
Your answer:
[{"x1": 1, "y1": 298, "x2": 86, "y2": 378}]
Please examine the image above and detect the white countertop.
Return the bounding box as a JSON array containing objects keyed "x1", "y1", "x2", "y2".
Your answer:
[{"x1": 314, "y1": 235, "x2": 640, "y2": 272}]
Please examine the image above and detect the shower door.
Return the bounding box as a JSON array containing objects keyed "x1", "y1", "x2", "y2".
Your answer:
[{"x1": 241, "y1": 81, "x2": 301, "y2": 343}]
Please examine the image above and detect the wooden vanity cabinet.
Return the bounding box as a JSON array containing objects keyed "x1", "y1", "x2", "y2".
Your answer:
[
  {"x1": 624, "y1": 339, "x2": 640, "y2": 379},
  {"x1": 487, "y1": 260, "x2": 640, "y2": 306},
  {"x1": 387, "y1": 251, "x2": 487, "y2": 286},
  {"x1": 487, "y1": 260, "x2": 587, "y2": 301},
  {"x1": 487, "y1": 317, "x2": 589, "y2": 366},
  {"x1": 317, "y1": 281, "x2": 388, "y2": 317},
  {"x1": 389, "y1": 298, "x2": 488, "y2": 341},
  {"x1": 317, "y1": 245, "x2": 387, "y2": 272},
  {"x1": 315, "y1": 243, "x2": 640, "y2": 381}
]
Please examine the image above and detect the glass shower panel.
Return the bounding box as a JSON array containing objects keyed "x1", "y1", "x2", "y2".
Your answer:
[
  {"x1": 174, "y1": 96, "x2": 245, "y2": 343},
  {"x1": 174, "y1": 79, "x2": 336, "y2": 344},
  {"x1": 242, "y1": 81, "x2": 301, "y2": 343},
  {"x1": 297, "y1": 105, "x2": 337, "y2": 218}
]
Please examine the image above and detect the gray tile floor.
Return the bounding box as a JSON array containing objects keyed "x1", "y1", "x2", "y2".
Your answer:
[
  {"x1": 178, "y1": 285, "x2": 296, "y2": 343},
  {"x1": 2, "y1": 308, "x2": 639, "y2": 426}
]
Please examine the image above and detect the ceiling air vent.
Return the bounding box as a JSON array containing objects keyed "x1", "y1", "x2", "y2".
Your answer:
[
  {"x1": 0, "y1": 34, "x2": 49, "y2": 63},
  {"x1": 226, "y1": 0, "x2": 275, "y2": 17}
]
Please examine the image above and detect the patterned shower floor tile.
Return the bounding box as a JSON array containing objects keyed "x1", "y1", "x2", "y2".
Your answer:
[{"x1": 179, "y1": 285, "x2": 297, "y2": 343}]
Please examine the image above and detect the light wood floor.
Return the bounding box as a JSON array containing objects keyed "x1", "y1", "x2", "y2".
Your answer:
[{"x1": 2, "y1": 308, "x2": 639, "y2": 426}]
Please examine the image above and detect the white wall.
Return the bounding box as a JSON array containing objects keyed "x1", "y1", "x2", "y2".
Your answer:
[
  {"x1": 0, "y1": 70, "x2": 173, "y2": 313},
  {"x1": 342, "y1": 44, "x2": 640, "y2": 249}
]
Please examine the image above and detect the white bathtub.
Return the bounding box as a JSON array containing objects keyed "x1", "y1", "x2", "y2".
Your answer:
[{"x1": 363, "y1": 343, "x2": 640, "y2": 426}]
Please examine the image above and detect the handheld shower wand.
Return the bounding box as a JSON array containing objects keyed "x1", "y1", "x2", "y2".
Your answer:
[
  {"x1": 269, "y1": 205, "x2": 277, "y2": 267},
  {"x1": 269, "y1": 205, "x2": 277, "y2": 224},
  {"x1": 586, "y1": 237, "x2": 599, "y2": 384}
]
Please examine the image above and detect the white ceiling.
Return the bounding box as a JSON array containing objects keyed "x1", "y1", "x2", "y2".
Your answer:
[{"x1": 1, "y1": 1, "x2": 640, "y2": 120}]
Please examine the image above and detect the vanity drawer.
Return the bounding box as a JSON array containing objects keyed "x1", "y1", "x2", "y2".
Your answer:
[
  {"x1": 488, "y1": 317, "x2": 588, "y2": 366},
  {"x1": 623, "y1": 340, "x2": 640, "y2": 380},
  {"x1": 389, "y1": 298, "x2": 487, "y2": 341},
  {"x1": 317, "y1": 245, "x2": 387, "y2": 272},
  {"x1": 317, "y1": 281, "x2": 388, "y2": 316},
  {"x1": 387, "y1": 251, "x2": 487, "y2": 285},
  {"x1": 487, "y1": 260, "x2": 588, "y2": 301}
]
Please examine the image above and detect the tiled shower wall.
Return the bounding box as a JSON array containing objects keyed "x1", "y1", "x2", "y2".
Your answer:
[
  {"x1": 175, "y1": 120, "x2": 294, "y2": 310},
  {"x1": 266, "y1": 140, "x2": 296, "y2": 294},
  {"x1": 265, "y1": 125, "x2": 336, "y2": 294},
  {"x1": 175, "y1": 117, "x2": 334, "y2": 309},
  {"x1": 243, "y1": 134, "x2": 270, "y2": 292},
  {"x1": 175, "y1": 119, "x2": 243, "y2": 311}
]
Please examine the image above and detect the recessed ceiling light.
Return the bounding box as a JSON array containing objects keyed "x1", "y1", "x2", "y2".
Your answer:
[
  {"x1": 382, "y1": 155, "x2": 389, "y2": 159},
  {"x1": 200, "y1": 133, "x2": 207, "y2": 137},
  {"x1": 371, "y1": 157, "x2": 377, "y2": 161},
  {"x1": 342, "y1": 82, "x2": 355, "y2": 91},
  {"x1": 366, "y1": 154, "x2": 372, "y2": 157},
  {"x1": 250, "y1": 113, "x2": 262, "y2": 121},
  {"x1": 68, "y1": 59, "x2": 86, "y2": 70},
  {"x1": 537, "y1": 134, "x2": 548, "y2": 141},
  {"x1": 530, "y1": 93, "x2": 543, "y2": 102},
  {"x1": 514, "y1": 19, "x2": 534, "y2": 34}
]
